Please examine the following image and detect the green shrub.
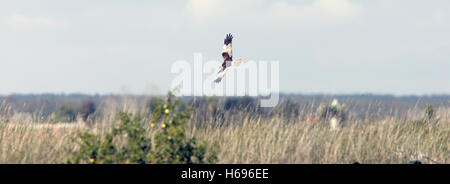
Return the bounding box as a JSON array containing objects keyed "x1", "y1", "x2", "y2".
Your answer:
[
  {"x1": 69, "y1": 112, "x2": 152, "y2": 164},
  {"x1": 149, "y1": 92, "x2": 216, "y2": 164},
  {"x1": 146, "y1": 97, "x2": 163, "y2": 113},
  {"x1": 68, "y1": 92, "x2": 216, "y2": 164}
]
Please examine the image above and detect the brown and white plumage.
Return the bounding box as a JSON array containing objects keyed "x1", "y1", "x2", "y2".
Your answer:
[
  {"x1": 220, "y1": 33, "x2": 233, "y2": 71},
  {"x1": 215, "y1": 33, "x2": 242, "y2": 83}
]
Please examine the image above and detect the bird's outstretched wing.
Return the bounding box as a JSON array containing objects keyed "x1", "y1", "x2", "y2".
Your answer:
[
  {"x1": 224, "y1": 33, "x2": 233, "y2": 45},
  {"x1": 214, "y1": 59, "x2": 243, "y2": 83},
  {"x1": 221, "y1": 33, "x2": 233, "y2": 66}
]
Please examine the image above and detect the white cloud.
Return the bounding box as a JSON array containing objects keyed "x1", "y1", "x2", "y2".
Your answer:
[
  {"x1": 185, "y1": 0, "x2": 261, "y2": 17},
  {"x1": 432, "y1": 8, "x2": 446, "y2": 25},
  {"x1": 269, "y1": 0, "x2": 361, "y2": 24},
  {"x1": 6, "y1": 14, "x2": 66, "y2": 30},
  {"x1": 184, "y1": 0, "x2": 361, "y2": 27}
]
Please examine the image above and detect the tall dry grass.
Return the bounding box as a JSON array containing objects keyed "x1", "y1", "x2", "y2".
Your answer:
[
  {"x1": 190, "y1": 116, "x2": 448, "y2": 163},
  {"x1": 0, "y1": 97, "x2": 448, "y2": 164}
]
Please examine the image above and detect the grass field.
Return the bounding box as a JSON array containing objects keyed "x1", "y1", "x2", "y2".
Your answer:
[{"x1": 0, "y1": 96, "x2": 448, "y2": 164}]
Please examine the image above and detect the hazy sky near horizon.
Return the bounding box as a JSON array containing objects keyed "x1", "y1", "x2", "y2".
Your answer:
[{"x1": 0, "y1": 0, "x2": 449, "y2": 95}]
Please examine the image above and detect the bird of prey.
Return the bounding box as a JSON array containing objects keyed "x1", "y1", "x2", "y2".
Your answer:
[{"x1": 214, "y1": 33, "x2": 242, "y2": 83}]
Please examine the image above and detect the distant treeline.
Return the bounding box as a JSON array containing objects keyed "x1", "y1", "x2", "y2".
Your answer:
[{"x1": 1, "y1": 94, "x2": 449, "y2": 123}]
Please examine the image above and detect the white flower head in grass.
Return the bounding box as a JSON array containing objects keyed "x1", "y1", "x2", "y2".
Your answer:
[
  {"x1": 330, "y1": 117, "x2": 339, "y2": 130},
  {"x1": 331, "y1": 99, "x2": 339, "y2": 108}
]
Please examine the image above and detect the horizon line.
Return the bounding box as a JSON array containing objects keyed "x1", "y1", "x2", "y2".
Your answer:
[{"x1": 1, "y1": 92, "x2": 450, "y2": 98}]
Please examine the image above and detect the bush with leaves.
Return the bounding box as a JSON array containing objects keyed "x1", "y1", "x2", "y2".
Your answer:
[
  {"x1": 146, "y1": 97, "x2": 163, "y2": 114},
  {"x1": 68, "y1": 113, "x2": 151, "y2": 164},
  {"x1": 68, "y1": 92, "x2": 216, "y2": 164},
  {"x1": 149, "y1": 92, "x2": 216, "y2": 164}
]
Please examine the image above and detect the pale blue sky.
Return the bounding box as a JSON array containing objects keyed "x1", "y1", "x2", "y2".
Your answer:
[{"x1": 0, "y1": 0, "x2": 449, "y2": 95}]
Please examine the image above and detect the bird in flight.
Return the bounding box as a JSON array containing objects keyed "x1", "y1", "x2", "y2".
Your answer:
[{"x1": 214, "y1": 33, "x2": 243, "y2": 83}]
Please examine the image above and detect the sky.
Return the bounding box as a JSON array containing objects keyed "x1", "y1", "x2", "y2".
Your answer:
[{"x1": 0, "y1": 0, "x2": 449, "y2": 95}]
